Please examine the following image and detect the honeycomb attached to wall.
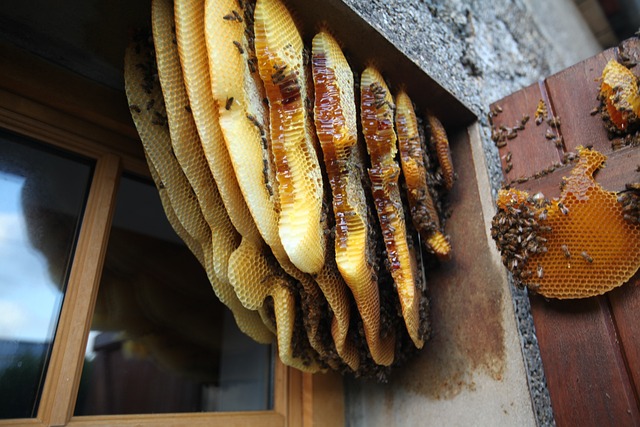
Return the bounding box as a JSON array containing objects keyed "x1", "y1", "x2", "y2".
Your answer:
[
  {"x1": 125, "y1": 0, "x2": 456, "y2": 378},
  {"x1": 492, "y1": 147, "x2": 640, "y2": 299}
]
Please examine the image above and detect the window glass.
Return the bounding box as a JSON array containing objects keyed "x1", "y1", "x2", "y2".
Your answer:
[
  {"x1": 74, "y1": 175, "x2": 272, "y2": 415},
  {"x1": 0, "y1": 132, "x2": 93, "y2": 419}
]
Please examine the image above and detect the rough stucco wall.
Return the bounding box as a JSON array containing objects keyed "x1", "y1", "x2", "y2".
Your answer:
[{"x1": 339, "y1": 1, "x2": 600, "y2": 426}]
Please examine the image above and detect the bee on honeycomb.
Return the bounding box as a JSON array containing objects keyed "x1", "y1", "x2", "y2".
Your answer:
[{"x1": 492, "y1": 146, "x2": 640, "y2": 299}]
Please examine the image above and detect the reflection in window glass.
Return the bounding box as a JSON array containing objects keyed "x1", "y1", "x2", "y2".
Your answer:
[
  {"x1": 75, "y1": 175, "x2": 272, "y2": 416},
  {"x1": 0, "y1": 132, "x2": 93, "y2": 419}
]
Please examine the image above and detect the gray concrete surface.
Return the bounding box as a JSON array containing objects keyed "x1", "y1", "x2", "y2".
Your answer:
[{"x1": 340, "y1": 1, "x2": 601, "y2": 426}]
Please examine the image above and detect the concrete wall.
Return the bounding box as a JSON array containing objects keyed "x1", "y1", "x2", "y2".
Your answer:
[{"x1": 340, "y1": 1, "x2": 600, "y2": 426}]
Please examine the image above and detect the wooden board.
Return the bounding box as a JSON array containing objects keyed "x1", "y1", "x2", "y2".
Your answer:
[{"x1": 490, "y1": 36, "x2": 640, "y2": 426}]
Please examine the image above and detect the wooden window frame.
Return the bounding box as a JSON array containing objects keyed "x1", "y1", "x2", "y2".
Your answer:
[{"x1": 0, "y1": 42, "x2": 343, "y2": 427}]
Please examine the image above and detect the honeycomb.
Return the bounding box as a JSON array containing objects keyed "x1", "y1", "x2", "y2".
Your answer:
[
  {"x1": 254, "y1": 0, "x2": 326, "y2": 275},
  {"x1": 361, "y1": 66, "x2": 423, "y2": 349},
  {"x1": 492, "y1": 147, "x2": 640, "y2": 299},
  {"x1": 205, "y1": 0, "x2": 283, "y2": 260},
  {"x1": 126, "y1": 0, "x2": 457, "y2": 378},
  {"x1": 427, "y1": 113, "x2": 456, "y2": 191},
  {"x1": 124, "y1": 23, "x2": 273, "y2": 344},
  {"x1": 599, "y1": 59, "x2": 640, "y2": 133},
  {"x1": 311, "y1": 31, "x2": 394, "y2": 366},
  {"x1": 174, "y1": 0, "x2": 263, "y2": 246},
  {"x1": 396, "y1": 91, "x2": 451, "y2": 260}
]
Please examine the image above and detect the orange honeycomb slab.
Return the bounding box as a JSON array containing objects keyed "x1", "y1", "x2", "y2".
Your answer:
[{"x1": 494, "y1": 147, "x2": 640, "y2": 299}]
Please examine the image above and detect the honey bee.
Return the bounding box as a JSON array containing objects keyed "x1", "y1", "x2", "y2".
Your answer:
[
  {"x1": 537, "y1": 264, "x2": 544, "y2": 278},
  {"x1": 561, "y1": 244, "x2": 571, "y2": 258},
  {"x1": 547, "y1": 116, "x2": 561, "y2": 129},
  {"x1": 505, "y1": 163, "x2": 513, "y2": 173},
  {"x1": 129, "y1": 104, "x2": 141, "y2": 113},
  {"x1": 232, "y1": 10, "x2": 243, "y2": 22},
  {"x1": 590, "y1": 106, "x2": 599, "y2": 116},
  {"x1": 233, "y1": 40, "x2": 244, "y2": 54},
  {"x1": 558, "y1": 202, "x2": 569, "y2": 215},
  {"x1": 580, "y1": 251, "x2": 593, "y2": 263},
  {"x1": 226, "y1": 97, "x2": 234, "y2": 110},
  {"x1": 545, "y1": 128, "x2": 555, "y2": 140}
]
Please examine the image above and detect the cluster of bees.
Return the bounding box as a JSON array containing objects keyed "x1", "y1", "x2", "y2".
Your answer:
[
  {"x1": 620, "y1": 182, "x2": 640, "y2": 224},
  {"x1": 491, "y1": 191, "x2": 551, "y2": 286},
  {"x1": 124, "y1": 0, "x2": 455, "y2": 378}
]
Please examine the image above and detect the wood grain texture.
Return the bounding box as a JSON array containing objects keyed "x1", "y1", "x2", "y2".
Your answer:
[
  {"x1": 491, "y1": 82, "x2": 562, "y2": 182},
  {"x1": 544, "y1": 51, "x2": 614, "y2": 154},
  {"x1": 608, "y1": 271, "x2": 640, "y2": 409},
  {"x1": 530, "y1": 296, "x2": 640, "y2": 426},
  {"x1": 492, "y1": 37, "x2": 640, "y2": 425}
]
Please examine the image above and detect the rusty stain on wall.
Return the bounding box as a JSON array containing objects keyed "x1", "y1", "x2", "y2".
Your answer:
[{"x1": 392, "y1": 129, "x2": 506, "y2": 399}]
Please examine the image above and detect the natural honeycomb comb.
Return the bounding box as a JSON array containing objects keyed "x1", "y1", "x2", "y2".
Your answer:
[
  {"x1": 396, "y1": 91, "x2": 451, "y2": 260},
  {"x1": 205, "y1": 0, "x2": 282, "y2": 256},
  {"x1": 254, "y1": 0, "x2": 326, "y2": 275},
  {"x1": 361, "y1": 66, "x2": 424, "y2": 349},
  {"x1": 124, "y1": 31, "x2": 273, "y2": 344},
  {"x1": 174, "y1": 0, "x2": 263, "y2": 246},
  {"x1": 127, "y1": 0, "x2": 444, "y2": 376},
  {"x1": 226, "y1": 239, "x2": 322, "y2": 371},
  {"x1": 492, "y1": 147, "x2": 640, "y2": 299},
  {"x1": 153, "y1": 0, "x2": 239, "y2": 283},
  {"x1": 427, "y1": 113, "x2": 455, "y2": 191},
  {"x1": 599, "y1": 59, "x2": 640, "y2": 132},
  {"x1": 311, "y1": 30, "x2": 394, "y2": 367}
]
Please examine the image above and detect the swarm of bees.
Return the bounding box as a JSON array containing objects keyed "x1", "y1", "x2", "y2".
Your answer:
[
  {"x1": 124, "y1": 0, "x2": 455, "y2": 379},
  {"x1": 492, "y1": 147, "x2": 640, "y2": 299}
]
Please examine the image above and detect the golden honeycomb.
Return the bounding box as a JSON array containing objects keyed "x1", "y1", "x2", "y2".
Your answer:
[
  {"x1": 492, "y1": 147, "x2": 640, "y2": 299},
  {"x1": 396, "y1": 91, "x2": 451, "y2": 260},
  {"x1": 599, "y1": 58, "x2": 640, "y2": 133},
  {"x1": 126, "y1": 0, "x2": 455, "y2": 378}
]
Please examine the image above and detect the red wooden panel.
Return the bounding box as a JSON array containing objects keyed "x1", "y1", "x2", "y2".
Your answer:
[
  {"x1": 490, "y1": 82, "x2": 562, "y2": 182},
  {"x1": 608, "y1": 271, "x2": 640, "y2": 401},
  {"x1": 544, "y1": 50, "x2": 614, "y2": 154},
  {"x1": 530, "y1": 296, "x2": 640, "y2": 426},
  {"x1": 491, "y1": 35, "x2": 640, "y2": 425}
]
